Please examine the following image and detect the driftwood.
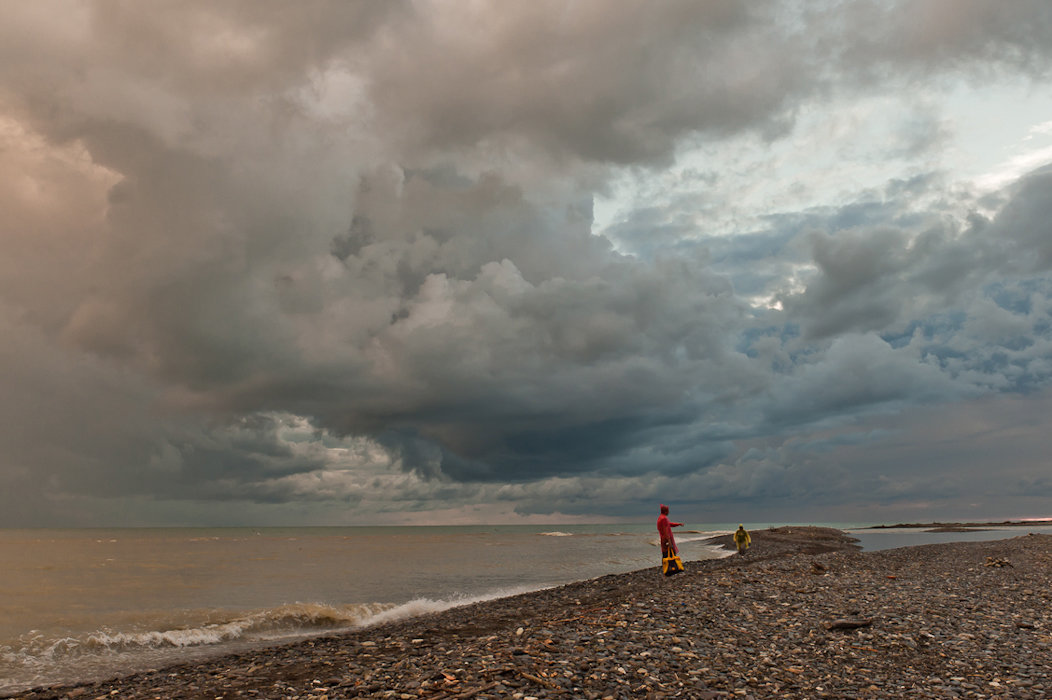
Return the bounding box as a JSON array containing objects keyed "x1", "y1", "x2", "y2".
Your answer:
[{"x1": 824, "y1": 617, "x2": 874, "y2": 630}]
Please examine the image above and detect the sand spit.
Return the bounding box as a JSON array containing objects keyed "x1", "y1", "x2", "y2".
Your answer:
[
  {"x1": 10, "y1": 527, "x2": 1052, "y2": 699},
  {"x1": 867, "y1": 519, "x2": 1052, "y2": 533}
]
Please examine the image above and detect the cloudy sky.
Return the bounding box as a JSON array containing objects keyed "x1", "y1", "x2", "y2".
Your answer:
[{"x1": 3, "y1": 1, "x2": 1052, "y2": 527}]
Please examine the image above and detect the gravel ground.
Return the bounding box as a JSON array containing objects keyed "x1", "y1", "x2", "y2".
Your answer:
[{"x1": 9, "y1": 527, "x2": 1052, "y2": 699}]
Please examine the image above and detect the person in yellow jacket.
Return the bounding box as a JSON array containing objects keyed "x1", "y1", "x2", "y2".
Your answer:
[{"x1": 733, "y1": 524, "x2": 751, "y2": 556}]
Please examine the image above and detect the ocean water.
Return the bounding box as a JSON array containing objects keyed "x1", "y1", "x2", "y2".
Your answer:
[
  {"x1": 0, "y1": 523, "x2": 731, "y2": 694},
  {"x1": 4, "y1": 521, "x2": 1049, "y2": 695}
]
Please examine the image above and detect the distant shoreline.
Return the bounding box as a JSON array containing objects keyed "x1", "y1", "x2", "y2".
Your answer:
[{"x1": 865, "y1": 519, "x2": 1052, "y2": 533}]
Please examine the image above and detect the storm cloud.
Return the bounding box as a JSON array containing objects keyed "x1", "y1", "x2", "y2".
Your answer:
[{"x1": 3, "y1": 1, "x2": 1052, "y2": 525}]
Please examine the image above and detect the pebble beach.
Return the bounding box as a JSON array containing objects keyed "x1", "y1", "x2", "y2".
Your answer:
[{"x1": 9, "y1": 527, "x2": 1052, "y2": 700}]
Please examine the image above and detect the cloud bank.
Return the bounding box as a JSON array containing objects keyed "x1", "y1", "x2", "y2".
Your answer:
[{"x1": 2, "y1": 1, "x2": 1052, "y2": 525}]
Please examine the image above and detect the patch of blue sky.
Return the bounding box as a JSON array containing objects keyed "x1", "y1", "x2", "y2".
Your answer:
[{"x1": 594, "y1": 76, "x2": 1052, "y2": 265}]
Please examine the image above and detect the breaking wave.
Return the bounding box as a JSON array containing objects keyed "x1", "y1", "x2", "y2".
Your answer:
[{"x1": 0, "y1": 590, "x2": 541, "y2": 694}]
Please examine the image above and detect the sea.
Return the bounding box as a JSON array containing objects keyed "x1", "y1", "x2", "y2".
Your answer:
[{"x1": 4, "y1": 521, "x2": 1052, "y2": 695}]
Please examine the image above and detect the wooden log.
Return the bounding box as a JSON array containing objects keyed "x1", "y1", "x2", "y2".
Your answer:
[{"x1": 824, "y1": 617, "x2": 874, "y2": 630}]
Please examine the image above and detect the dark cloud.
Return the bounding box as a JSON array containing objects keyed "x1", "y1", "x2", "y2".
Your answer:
[
  {"x1": 3, "y1": 1, "x2": 1052, "y2": 525},
  {"x1": 790, "y1": 226, "x2": 917, "y2": 339},
  {"x1": 987, "y1": 166, "x2": 1052, "y2": 272},
  {"x1": 359, "y1": 0, "x2": 1052, "y2": 164},
  {"x1": 361, "y1": 2, "x2": 806, "y2": 164},
  {"x1": 835, "y1": 0, "x2": 1052, "y2": 76}
]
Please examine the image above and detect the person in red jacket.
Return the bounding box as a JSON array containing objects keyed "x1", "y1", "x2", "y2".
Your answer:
[{"x1": 657, "y1": 504, "x2": 683, "y2": 558}]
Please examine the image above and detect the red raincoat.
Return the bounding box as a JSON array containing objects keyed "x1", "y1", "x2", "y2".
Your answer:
[{"x1": 657, "y1": 510, "x2": 683, "y2": 557}]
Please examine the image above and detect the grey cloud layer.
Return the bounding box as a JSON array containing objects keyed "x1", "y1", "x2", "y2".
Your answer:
[{"x1": 2, "y1": 1, "x2": 1052, "y2": 524}]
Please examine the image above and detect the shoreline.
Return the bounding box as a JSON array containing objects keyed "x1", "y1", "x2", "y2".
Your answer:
[
  {"x1": 10, "y1": 526, "x2": 1052, "y2": 699},
  {"x1": 864, "y1": 519, "x2": 1052, "y2": 532}
]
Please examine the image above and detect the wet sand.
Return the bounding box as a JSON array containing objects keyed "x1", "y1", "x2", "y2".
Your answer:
[{"x1": 10, "y1": 527, "x2": 1052, "y2": 699}]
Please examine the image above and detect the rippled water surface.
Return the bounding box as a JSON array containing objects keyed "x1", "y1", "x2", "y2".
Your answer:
[{"x1": 1, "y1": 524, "x2": 725, "y2": 693}]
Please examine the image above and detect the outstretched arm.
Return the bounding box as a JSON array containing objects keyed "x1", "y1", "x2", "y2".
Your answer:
[{"x1": 671, "y1": 521, "x2": 683, "y2": 527}]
